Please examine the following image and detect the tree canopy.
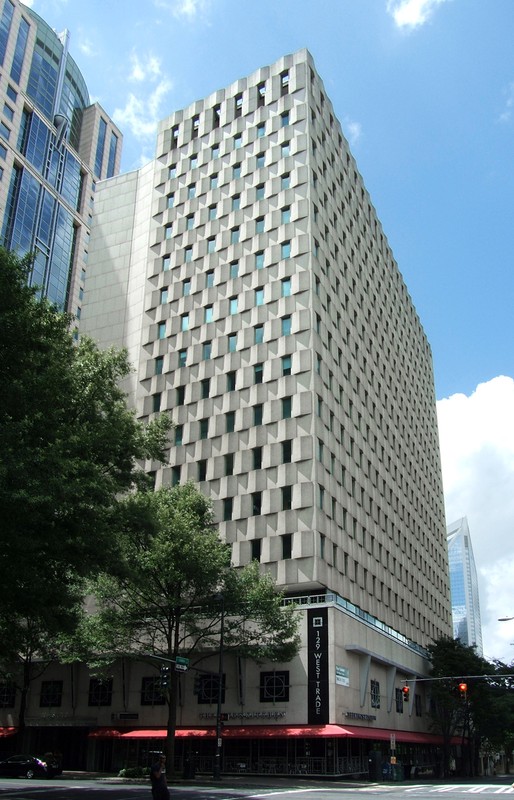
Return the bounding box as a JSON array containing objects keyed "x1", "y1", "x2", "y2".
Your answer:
[
  {"x1": 0, "y1": 247, "x2": 170, "y2": 681},
  {"x1": 69, "y1": 483, "x2": 301, "y2": 771}
]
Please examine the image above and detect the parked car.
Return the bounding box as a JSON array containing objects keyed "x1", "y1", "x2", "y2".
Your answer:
[{"x1": 0, "y1": 754, "x2": 61, "y2": 778}]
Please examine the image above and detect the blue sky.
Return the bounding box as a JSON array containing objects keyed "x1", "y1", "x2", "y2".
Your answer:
[{"x1": 23, "y1": 0, "x2": 514, "y2": 658}]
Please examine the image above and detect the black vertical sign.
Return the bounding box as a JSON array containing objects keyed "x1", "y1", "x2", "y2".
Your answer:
[{"x1": 307, "y1": 607, "x2": 329, "y2": 724}]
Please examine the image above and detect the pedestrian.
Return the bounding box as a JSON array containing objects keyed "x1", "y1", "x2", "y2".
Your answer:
[{"x1": 150, "y1": 754, "x2": 170, "y2": 800}]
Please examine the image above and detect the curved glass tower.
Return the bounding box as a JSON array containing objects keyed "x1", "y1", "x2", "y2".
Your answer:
[
  {"x1": 447, "y1": 517, "x2": 483, "y2": 655},
  {"x1": 0, "y1": 0, "x2": 122, "y2": 313}
]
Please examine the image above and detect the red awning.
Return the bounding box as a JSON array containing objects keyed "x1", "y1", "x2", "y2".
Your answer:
[
  {"x1": 342, "y1": 725, "x2": 445, "y2": 745},
  {"x1": 0, "y1": 727, "x2": 17, "y2": 738},
  {"x1": 88, "y1": 724, "x2": 449, "y2": 745}
]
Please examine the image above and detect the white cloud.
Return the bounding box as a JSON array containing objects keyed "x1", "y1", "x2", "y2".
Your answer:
[
  {"x1": 437, "y1": 376, "x2": 514, "y2": 662},
  {"x1": 387, "y1": 0, "x2": 452, "y2": 29},
  {"x1": 344, "y1": 118, "x2": 362, "y2": 147},
  {"x1": 153, "y1": 0, "x2": 211, "y2": 20},
  {"x1": 19, "y1": 0, "x2": 34, "y2": 6},
  {"x1": 78, "y1": 38, "x2": 97, "y2": 58},
  {"x1": 498, "y1": 82, "x2": 514, "y2": 123},
  {"x1": 113, "y1": 78, "x2": 172, "y2": 141}
]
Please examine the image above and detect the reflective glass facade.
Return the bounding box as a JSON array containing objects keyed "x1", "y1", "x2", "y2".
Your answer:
[
  {"x1": 0, "y1": 0, "x2": 122, "y2": 312},
  {"x1": 447, "y1": 517, "x2": 483, "y2": 655}
]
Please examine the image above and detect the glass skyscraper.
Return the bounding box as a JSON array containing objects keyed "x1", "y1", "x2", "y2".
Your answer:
[
  {"x1": 0, "y1": 0, "x2": 122, "y2": 314},
  {"x1": 447, "y1": 517, "x2": 483, "y2": 655}
]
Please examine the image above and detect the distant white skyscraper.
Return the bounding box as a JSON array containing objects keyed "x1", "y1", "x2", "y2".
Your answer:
[{"x1": 447, "y1": 517, "x2": 483, "y2": 655}]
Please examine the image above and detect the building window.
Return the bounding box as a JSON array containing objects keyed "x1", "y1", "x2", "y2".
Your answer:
[
  {"x1": 223, "y1": 497, "x2": 233, "y2": 521},
  {"x1": 141, "y1": 677, "x2": 165, "y2": 706},
  {"x1": 171, "y1": 465, "x2": 181, "y2": 486},
  {"x1": 181, "y1": 313, "x2": 189, "y2": 331},
  {"x1": 40, "y1": 681, "x2": 63, "y2": 707},
  {"x1": 233, "y1": 163, "x2": 241, "y2": 179},
  {"x1": 230, "y1": 227, "x2": 240, "y2": 244},
  {"x1": 232, "y1": 194, "x2": 241, "y2": 211},
  {"x1": 224, "y1": 453, "x2": 234, "y2": 475},
  {"x1": 252, "y1": 492, "x2": 262, "y2": 516},
  {"x1": 206, "y1": 270, "x2": 214, "y2": 288},
  {"x1": 158, "y1": 322, "x2": 166, "y2": 340},
  {"x1": 282, "y1": 396, "x2": 292, "y2": 418},
  {"x1": 281, "y1": 241, "x2": 291, "y2": 259},
  {"x1": 255, "y1": 251, "x2": 264, "y2": 269},
  {"x1": 281, "y1": 316, "x2": 292, "y2": 336},
  {"x1": 282, "y1": 488, "x2": 292, "y2": 512},
  {"x1": 213, "y1": 104, "x2": 221, "y2": 128},
  {"x1": 260, "y1": 671, "x2": 289, "y2": 702},
  {"x1": 197, "y1": 674, "x2": 225, "y2": 704},
  {"x1": 256, "y1": 216, "x2": 264, "y2": 234},
  {"x1": 188, "y1": 184, "x2": 196, "y2": 199},
  {"x1": 168, "y1": 163, "x2": 176, "y2": 178},
  {"x1": 175, "y1": 425, "x2": 183, "y2": 446},
  {"x1": 253, "y1": 446, "x2": 262, "y2": 469},
  {"x1": 190, "y1": 154, "x2": 198, "y2": 169},
  {"x1": 209, "y1": 204, "x2": 217, "y2": 220},
  {"x1": 255, "y1": 288, "x2": 264, "y2": 306},
  {"x1": 192, "y1": 115, "x2": 200, "y2": 138},
  {"x1": 88, "y1": 678, "x2": 113, "y2": 707},
  {"x1": 257, "y1": 122, "x2": 265, "y2": 137},
  {"x1": 0, "y1": 682, "x2": 15, "y2": 708},
  {"x1": 234, "y1": 133, "x2": 242, "y2": 148},
  {"x1": 205, "y1": 305, "x2": 213, "y2": 323},
  {"x1": 254, "y1": 325, "x2": 264, "y2": 344},
  {"x1": 203, "y1": 341, "x2": 211, "y2": 360},
  {"x1": 280, "y1": 70, "x2": 289, "y2": 96},
  {"x1": 176, "y1": 386, "x2": 185, "y2": 405},
  {"x1": 178, "y1": 349, "x2": 187, "y2": 367},
  {"x1": 185, "y1": 247, "x2": 193, "y2": 262},
  {"x1": 254, "y1": 363, "x2": 263, "y2": 384},
  {"x1": 165, "y1": 224, "x2": 173, "y2": 239},
  {"x1": 395, "y1": 688, "x2": 404, "y2": 713},
  {"x1": 211, "y1": 144, "x2": 219, "y2": 159},
  {"x1": 228, "y1": 333, "x2": 237, "y2": 353},
  {"x1": 229, "y1": 296, "x2": 238, "y2": 314},
  {"x1": 257, "y1": 81, "x2": 266, "y2": 106},
  {"x1": 256, "y1": 152, "x2": 265, "y2": 168},
  {"x1": 183, "y1": 279, "x2": 191, "y2": 296},
  {"x1": 253, "y1": 404, "x2": 263, "y2": 425},
  {"x1": 256, "y1": 184, "x2": 265, "y2": 200},
  {"x1": 251, "y1": 539, "x2": 262, "y2": 561},
  {"x1": 281, "y1": 278, "x2": 291, "y2": 297},
  {"x1": 281, "y1": 173, "x2": 290, "y2": 190},
  {"x1": 186, "y1": 214, "x2": 194, "y2": 230},
  {"x1": 167, "y1": 193, "x2": 175, "y2": 209},
  {"x1": 200, "y1": 419, "x2": 209, "y2": 439},
  {"x1": 230, "y1": 261, "x2": 239, "y2": 278},
  {"x1": 226, "y1": 412, "x2": 235, "y2": 433},
  {"x1": 198, "y1": 459, "x2": 207, "y2": 481},
  {"x1": 152, "y1": 393, "x2": 161, "y2": 413},
  {"x1": 210, "y1": 174, "x2": 218, "y2": 190},
  {"x1": 207, "y1": 237, "x2": 215, "y2": 253},
  {"x1": 171, "y1": 125, "x2": 179, "y2": 146},
  {"x1": 370, "y1": 680, "x2": 380, "y2": 709},
  {"x1": 155, "y1": 356, "x2": 164, "y2": 375},
  {"x1": 227, "y1": 371, "x2": 236, "y2": 391},
  {"x1": 281, "y1": 111, "x2": 289, "y2": 127},
  {"x1": 201, "y1": 378, "x2": 210, "y2": 398},
  {"x1": 235, "y1": 92, "x2": 243, "y2": 117},
  {"x1": 281, "y1": 141, "x2": 290, "y2": 157},
  {"x1": 281, "y1": 355, "x2": 292, "y2": 376},
  {"x1": 282, "y1": 440, "x2": 292, "y2": 463},
  {"x1": 162, "y1": 255, "x2": 170, "y2": 271},
  {"x1": 281, "y1": 207, "x2": 291, "y2": 224}
]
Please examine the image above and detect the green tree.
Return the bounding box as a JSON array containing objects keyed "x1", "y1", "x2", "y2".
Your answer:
[
  {"x1": 427, "y1": 638, "x2": 513, "y2": 777},
  {"x1": 70, "y1": 483, "x2": 301, "y2": 774},
  {"x1": 0, "y1": 248, "x2": 170, "y2": 736}
]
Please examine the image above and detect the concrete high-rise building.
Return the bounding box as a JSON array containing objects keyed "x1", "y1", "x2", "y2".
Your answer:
[
  {"x1": 0, "y1": 0, "x2": 122, "y2": 314},
  {"x1": 1, "y1": 49, "x2": 452, "y2": 775},
  {"x1": 447, "y1": 517, "x2": 483, "y2": 655}
]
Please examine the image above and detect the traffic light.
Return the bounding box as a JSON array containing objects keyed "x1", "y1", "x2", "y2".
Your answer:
[
  {"x1": 458, "y1": 682, "x2": 467, "y2": 698},
  {"x1": 160, "y1": 666, "x2": 171, "y2": 690},
  {"x1": 193, "y1": 674, "x2": 202, "y2": 695},
  {"x1": 402, "y1": 686, "x2": 410, "y2": 701}
]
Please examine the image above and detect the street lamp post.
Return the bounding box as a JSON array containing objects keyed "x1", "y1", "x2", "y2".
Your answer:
[{"x1": 212, "y1": 594, "x2": 225, "y2": 781}]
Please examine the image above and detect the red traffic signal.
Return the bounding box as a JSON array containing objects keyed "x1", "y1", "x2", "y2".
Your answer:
[
  {"x1": 402, "y1": 686, "x2": 410, "y2": 701},
  {"x1": 458, "y1": 682, "x2": 468, "y2": 696}
]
